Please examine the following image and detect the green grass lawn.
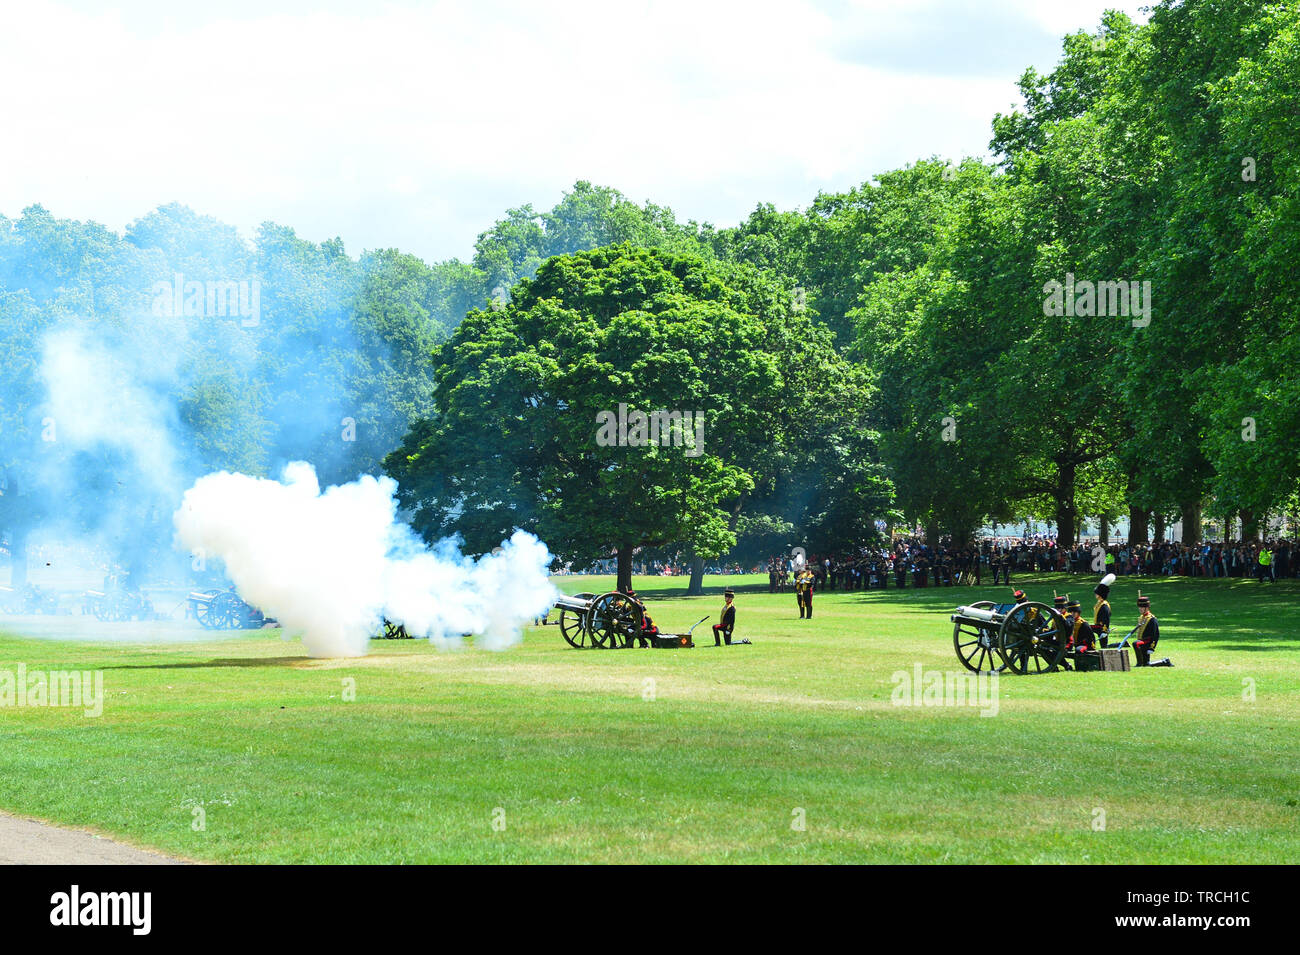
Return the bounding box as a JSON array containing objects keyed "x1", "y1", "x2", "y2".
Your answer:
[{"x1": 0, "y1": 573, "x2": 1297, "y2": 863}]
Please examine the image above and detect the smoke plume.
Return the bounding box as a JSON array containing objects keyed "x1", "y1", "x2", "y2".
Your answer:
[{"x1": 174, "y1": 462, "x2": 555, "y2": 657}]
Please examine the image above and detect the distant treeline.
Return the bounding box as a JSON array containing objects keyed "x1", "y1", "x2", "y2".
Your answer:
[{"x1": 2, "y1": 0, "x2": 1297, "y2": 590}]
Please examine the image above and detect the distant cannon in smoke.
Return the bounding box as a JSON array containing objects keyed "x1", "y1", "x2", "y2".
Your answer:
[
  {"x1": 0, "y1": 583, "x2": 62, "y2": 615},
  {"x1": 82, "y1": 587, "x2": 156, "y2": 622},
  {"x1": 186, "y1": 588, "x2": 271, "y2": 630},
  {"x1": 377, "y1": 619, "x2": 411, "y2": 639}
]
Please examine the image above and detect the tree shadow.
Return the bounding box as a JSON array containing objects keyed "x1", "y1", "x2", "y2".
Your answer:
[{"x1": 103, "y1": 656, "x2": 311, "y2": 670}]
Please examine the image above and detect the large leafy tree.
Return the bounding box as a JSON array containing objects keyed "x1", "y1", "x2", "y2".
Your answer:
[{"x1": 387, "y1": 244, "x2": 886, "y2": 591}]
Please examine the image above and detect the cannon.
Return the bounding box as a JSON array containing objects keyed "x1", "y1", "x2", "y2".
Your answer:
[
  {"x1": 83, "y1": 587, "x2": 154, "y2": 622},
  {"x1": 554, "y1": 591, "x2": 642, "y2": 648},
  {"x1": 187, "y1": 588, "x2": 268, "y2": 630},
  {"x1": 950, "y1": 600, "x2": 1070, "y2": 674},
  {"x1": 0, "y1": 583, "x2": 61, "y2": 615},
  {"x1": 376, "y1": 619, "x2": 410, "y2": 639},
  {"x1": 552, "y1": 591, "x2": 703, "y2": 649}
]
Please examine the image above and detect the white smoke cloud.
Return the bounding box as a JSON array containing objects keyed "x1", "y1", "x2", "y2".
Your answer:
[{"x1": 173, "y1": 462, "x2": 555, "y2": 657}]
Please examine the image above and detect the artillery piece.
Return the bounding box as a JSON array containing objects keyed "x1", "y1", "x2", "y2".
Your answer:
[
  {"x1": 82, "y1": 586, "x2": 153, "y2": 621},
  {"x1": 0, "y1": 583, "x2": 61, "y2": 615},
  {"x1": 187, "y1": 588, "x2": 268, "y2": 630},
  {"x1": 554, "y1": 591, "x2": 643, "y2": 648},
  {"x1": 552, "y1": 591, "x2": 704, "y2": 649},
  {"x1": 951, "y1": 600, "x2": 1070, "y2": 675}
]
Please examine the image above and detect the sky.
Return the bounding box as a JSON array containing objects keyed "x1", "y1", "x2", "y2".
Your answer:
[{"x1": 0, "y1": 0, "x2": 1152, "y2": 263}]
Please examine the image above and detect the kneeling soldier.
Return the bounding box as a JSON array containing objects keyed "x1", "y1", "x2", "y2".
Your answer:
[
  {"x1": 1065, "y1": 598, "x2": 1096, "y2": 652},
  {"x1": 1132, "y1": 594, "x2": 1172, "y2": 666},
  {"x1": 712, "y1": 589, "x2": 736, "y2": 646}
]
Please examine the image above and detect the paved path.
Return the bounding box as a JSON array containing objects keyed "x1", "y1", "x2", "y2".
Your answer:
[{"x1": 0, "y1": 811, "x2": 184, "y2": 864}]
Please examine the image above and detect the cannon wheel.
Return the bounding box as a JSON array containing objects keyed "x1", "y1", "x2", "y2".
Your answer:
[
  {"x1": 999, "y1": 602, "x2": 1069, "y2": 674},
  {"x1": 560, "y1": 593, "x2": 596, "y2": 648},
  {"x1": 206, "y1": 591, "x2": 244, "y2": 630},
  {"x1": 953, "y1": 600, "x2": 1007, "y2": 673},
  {"x1": 191, "y1": 590, "x2": 222, "y2": 629},
  {"x1": 380, "y1": 619, "x2": 410, "y2": 639},
  {"x1": 588, "y1": 592, "x2": 643, "y2": 649}
]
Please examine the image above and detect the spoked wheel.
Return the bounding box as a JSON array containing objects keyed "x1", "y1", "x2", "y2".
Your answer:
[
  {"x1": 191, "y1": 590, "x2": 222, "y2": 629},
  {"x1": 999, "y1": 602, "x2": 1069, "y2": 674},
  {"x1": 380, "y1": 619, "x2": 410, "y2": 639},
  {"x1": 560, "y1": 593, "x2": 595, "y2": 648},
  {"x1": 206, "y1": 591, "x2": 244, "y2": 630},
  {"x1": 953, "y1": 601, "x2": 1006, "y2": 673},
  {"x1": 588, "y1": 592, "x2": 643, "y2": 649}
]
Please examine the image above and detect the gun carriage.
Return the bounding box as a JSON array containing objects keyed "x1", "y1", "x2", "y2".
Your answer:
[
  {"x1": 951, "y1": 600, "x2": 1070, "y2": 674},
  {"x1": 0, "y1": 583, "x2": 61, "y2": 615},
  {"x1": 82, "y1": 587, "x2": 153, "y2": 621},
  {"x1": 552, "y1": 591, "x2": 703, "y2": 649},
  {"x1": 187, "y1": 588, "x2": 268, "y2": 630}
]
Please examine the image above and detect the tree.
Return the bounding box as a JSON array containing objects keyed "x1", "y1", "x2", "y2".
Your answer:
[{"x1": 387, "y1": 244, "x2": 884, "y2": 591}]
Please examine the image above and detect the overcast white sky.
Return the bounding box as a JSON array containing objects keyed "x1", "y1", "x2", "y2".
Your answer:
[{"x1": 0, "y1": 0, "x2": 1151, "y2": 263}]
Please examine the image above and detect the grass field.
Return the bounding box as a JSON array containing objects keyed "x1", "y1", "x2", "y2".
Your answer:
[{"x1": 0, "y1": 573, "x2": 1297, "y2": 863}]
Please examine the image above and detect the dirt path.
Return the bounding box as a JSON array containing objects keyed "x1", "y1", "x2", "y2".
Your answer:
[{"x1": 0, "y1": 811, "x2": 185, "y2": 864}]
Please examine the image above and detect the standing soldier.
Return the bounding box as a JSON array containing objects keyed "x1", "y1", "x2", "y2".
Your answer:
[
  {"x1": 795, "y1": 566, "x2": 815, "y2": 618},
  {"x1": 1093, "y1": 572, "x2": 1115, "y2": 647}
]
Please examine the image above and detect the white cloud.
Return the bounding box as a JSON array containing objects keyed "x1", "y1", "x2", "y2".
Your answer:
[{"x1": 0, "y1": 0, "x2": 1149, "y2": 262}]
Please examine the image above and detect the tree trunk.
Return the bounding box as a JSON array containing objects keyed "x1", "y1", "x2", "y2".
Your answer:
[
  {"x1": 1181, "y1": 501, "x2": 1202, "y2": 547},
  {"x1": 924, "y1": 521, "x2": 941, "y2": 546},
  {"x1": 1127, "y1": 506, "x2": 1149, "y2": 544},
  {"x1": 616, "y1": 545, "x2": 633, "y2": 594},
  {"x1": 687, "y1": 556, "x2": 705, "y2": 597},
  {"x1": 1240, "y1": 510, "x2": 1258, "y2": 542},
  {"x1": 1052, "y1": 459, "x2": 1078, "y2": 549},
  {"x1": 1099, "y1": 515, "x2": 1109, "y2": 546},
  {"x1": 1153, "y1": 513, "x2": 1167, "y2": 542}
]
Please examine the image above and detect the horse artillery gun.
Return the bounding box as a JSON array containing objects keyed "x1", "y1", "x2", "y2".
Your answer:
[
  {"x1": 82, "y1": 586, "x2": 155, "y2": 622},
  {"x1": 0, "y1": 583, "x2": 61, "y2": 615},
  {"x1": 553, "y1": 591, "x2": 642, "y2": 648},
  {"x1": 550, "y1": 591, "x2": 703, "y2": 649},
  {"x1": 950, "y1": 600, "x2": 1070, "y2": 675},
  {"x1": 186, "y1": 588, "x2": 270, "y2": 630}
]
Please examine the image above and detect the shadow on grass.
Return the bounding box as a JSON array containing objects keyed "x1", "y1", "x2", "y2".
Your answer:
[{"x1": 103, "y1": 656, "x2": 310, "y2": 670}]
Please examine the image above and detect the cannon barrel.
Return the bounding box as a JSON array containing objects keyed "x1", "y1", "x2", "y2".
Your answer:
[
  {"x1": 554, "y1": 593, "x2": 595, "y2": 612},
  {"x1": 952, "y1": 605, "x2": 1002, "y2": 623}
]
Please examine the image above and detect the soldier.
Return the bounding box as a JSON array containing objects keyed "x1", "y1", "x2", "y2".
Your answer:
[
  {"x1": 1093, "y1": 573, "x2": 1115, "y2": 647},
  {"x1": 795, "y1": 566, "x2": 815, "y2": 618},
  {"x1": 623, "y1": 590, "x2": 656, "y2": 648},
  {"x1": 1064, "y1": 597, "x2": 1096, "y2": 652},
  {"x1": 1131, "y1": 593, "x2": 1171, "y2": 666},
  {"x1": 712, "y1": 589, "x2": 736, "y2": 646}
]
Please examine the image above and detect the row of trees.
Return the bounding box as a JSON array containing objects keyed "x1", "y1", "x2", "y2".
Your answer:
[
  {"x1": 389, "y1": 0, "x2": 1300, "y2": 587},
  {"x1": 4, "y1": 0, "x2": 1296, "y2": 590}
]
